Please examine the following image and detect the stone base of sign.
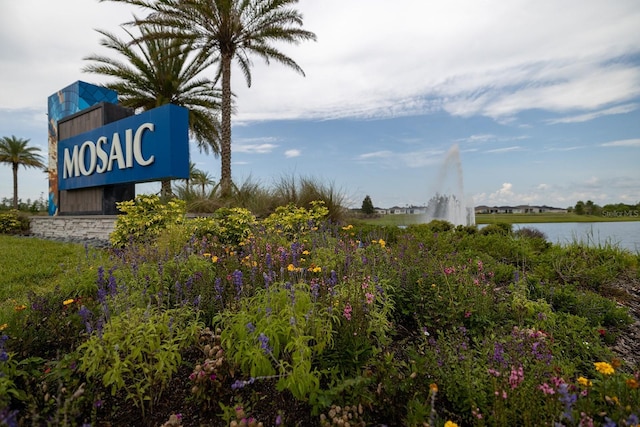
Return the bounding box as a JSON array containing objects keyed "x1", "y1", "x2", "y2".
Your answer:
[{"x1": 30, "y1": 216, "x2": 116, "y2": 245}]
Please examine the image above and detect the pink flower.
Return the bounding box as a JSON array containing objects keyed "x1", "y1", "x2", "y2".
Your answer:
[
  {"x1": 509, "y1": 366, "x2": 524, "y2": 389},
  {"x1": 538, "y1": 383, "x2": 555, "y2": 395},
  {"x1": 488, "y1": 368, "x2": 501, "y2": 377},
  {"x1": 343, "y1": 303, "x2": 352, "y2": 321},
  {"x1": 365, "y1": 292, "x2": 374, "y2": 304}
]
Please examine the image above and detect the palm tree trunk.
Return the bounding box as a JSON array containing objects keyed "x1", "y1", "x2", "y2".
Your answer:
[
  {"x1": 12, "y1": 163, "x2": 18, "y2": 209},
  {"x1": 161, "y1": 179, "x2": 173, "y2": 199},
  {"x1": 220, "y1": 51, "x2": 233, "y2": 198}
]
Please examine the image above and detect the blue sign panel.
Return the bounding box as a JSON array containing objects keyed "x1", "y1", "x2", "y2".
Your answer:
[{"x1": 58, "y1": 104, "x2": 189, "y2": 190}]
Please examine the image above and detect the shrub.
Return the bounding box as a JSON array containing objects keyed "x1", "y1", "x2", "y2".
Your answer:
[
  {"x1": 215, "y1": 281, "x2": 333, "y2": 400},
  {"x1": 78, "y1": 306, "x2": 201, "y2": 418},
  {"x1": 480, "y1": 222, "x2": 512, "y2": 236},
  {"x1": 110, "y1": 195, "x2": 186, "y2": 247},
  {"x1": 0, "y1": 210, "x2": 29, "y2": 234},
  {"x1": 262, "y1": 201, "x2": 329, "y2": 241}
]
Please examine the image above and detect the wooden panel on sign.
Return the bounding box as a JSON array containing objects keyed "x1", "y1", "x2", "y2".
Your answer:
[{"x1": 57, "y1": 103, "x2": 135, "y2": 215}]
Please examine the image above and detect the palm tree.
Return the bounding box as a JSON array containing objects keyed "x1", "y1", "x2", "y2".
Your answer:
[
  {"x1": 0, "y1": 136, "x2": 46, "y2": 209},
  {"x1": 101, "y1": 0, "x2": 316, "y2": 197},
  {"x1": 191, "y1": 168, "x2": 215, "y2": 196},
  {"x1": 83, "y1": 24, "x2": 222, "y2": 197}
]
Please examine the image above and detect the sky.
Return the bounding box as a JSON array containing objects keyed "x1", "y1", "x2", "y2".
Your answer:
[{"x1": 1, "y1": 0, "x2": 639, "y2": 210}]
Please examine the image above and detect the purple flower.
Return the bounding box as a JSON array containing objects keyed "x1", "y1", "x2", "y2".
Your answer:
[
  {"x1": 78, "y1": 305, "x2": 93, "y2": 334},
  {"x1": 246, "y1": 322, "x2": 255, "y2": 333},
  {"x1": 265, "y1": 253, "x2": 273, "y2": 270},
  {"x1": 107, "y1": 270, "x2": 117, "y2": 296},
  {"x1": 232, "y1": 270, "x2": 243, "y2": 298},
  {"x1": 214, "y1": 278, "x2": 223, "y2": 301},
  {"x1": 558, "y1": 383, "x2": 576, "y2": 422},
  {"x1": 0, "y1": 408, "x2": 19, "y2": 427},
  {"x1": 492, "y1": 342, "x2": 506, "y2": 367},
  {"x1": 231, "y1": 377, "x2": 255, "y2": 390},
  {"x1": 258, "y1": 333, "x2": 272, "y2": 354},
  {"x1": 329, "y1": 270, "x2": 338, "y2": 286}
]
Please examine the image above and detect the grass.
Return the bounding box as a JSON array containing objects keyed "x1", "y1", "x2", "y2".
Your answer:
[
  {"x1": 356, "y1": 212, "x2": 640, "y2": 226},
  {"x1": 0, "y1": 235, "x2": 107, "y2": 322}
]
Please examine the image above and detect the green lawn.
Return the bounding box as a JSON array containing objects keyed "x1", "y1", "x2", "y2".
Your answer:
[
  {"x1": 356, "y1": 212, "x2": 640, "y2": 226},
  {"x1": 0, "y1": 235, "x2": 106, "y2": 322}
]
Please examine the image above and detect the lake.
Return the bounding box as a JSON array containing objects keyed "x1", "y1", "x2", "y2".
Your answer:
[{"x1": 508, "y1": 222, "x2": 640, "y2": 253}]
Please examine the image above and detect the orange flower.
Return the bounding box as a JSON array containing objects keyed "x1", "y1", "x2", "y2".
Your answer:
[
  {"x1": 626, "y1": 378, "x2": 639, "y2": 389},
  {"x1": 15, "y1": 304, "x2": 27, "y2": 311},
  {"x1": 429, "y1": 383, "x2": 438, "y2": 393}
]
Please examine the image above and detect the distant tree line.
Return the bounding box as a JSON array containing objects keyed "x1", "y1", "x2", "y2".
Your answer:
[
  {"x1": 0, "y1": 196, "x2": 48, "y2": 213},
  {"x1": 568, "y1": 200, "x2": 640, "y2": 217}
]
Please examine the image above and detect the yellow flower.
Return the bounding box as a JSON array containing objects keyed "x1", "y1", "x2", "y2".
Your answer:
[
  {"x1": 444, "y1": 421, "x2": 458, "y2": 427},
  {"x1": 594, "y1": 362, "x2": 615, "y2": 375},
  {"x1": 577, "y1": 376, "x2": 592, "y2": 387},
  {"x1": 342, "y1": 224, "x2": 353, "y2": 230},
  {"x1": 0, "y1": 323, "x2": 7, "y2": 331},
  {"x1": 63, "y1": 299, "x2": 75, "y2": 306},
  {"x1": 302, "y1": 250, "x2": 310, "y2": 255},
  {"x1": 287, "y1": 264, "x2": 295, "y2": 272},
  {"x1": 378, "y1": 239, "x2": 386, "y2": 248},
  {"x1": 203, "y1": 253, "x2": 211, "y2": 258},
  {"x1": 15, "y1": 304, "x2": 27, "y2": 311},
  {"x1": 211, "y1": 255, "x2": 218, "y2": 263},
  {"x1": 429, "y1": 383, "x2": 438, "y2": 393},
  {"x1": 605, "y1": 395, "x2": 620, "y2": 406}
]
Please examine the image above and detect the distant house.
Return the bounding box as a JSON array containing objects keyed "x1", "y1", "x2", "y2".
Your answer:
[
  {"x1": 475, "y1": 205, "x2": 567, "y2": 214},
  {"x1": 382, "y1": 205, "x2": 428, "y2": 215}
]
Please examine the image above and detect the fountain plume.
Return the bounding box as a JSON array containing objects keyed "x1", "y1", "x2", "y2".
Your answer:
[{"x1": 421, "y1": 144, "x2": 475, "y2": 226}]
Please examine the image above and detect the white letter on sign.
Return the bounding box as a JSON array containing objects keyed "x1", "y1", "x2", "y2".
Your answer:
[
  {"x1": 79, "y1": 141, "x2": 97, "y2": 176},
  {"x1": 96, "y1": 136, "x2": 109, "y2": 173},
  {"x1": 63, "y1": 146, "x2": 80, "y2": 178},
  {"x1": 107, "y1": 132, "x2": 126, "y2": 171},
  {"x1": 134, "y1": 123, "x2": 155, "y2": 166}
]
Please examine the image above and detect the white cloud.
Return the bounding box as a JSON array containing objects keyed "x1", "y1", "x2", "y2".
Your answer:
[
  {"x1": 356, "y1": 148, "x2": 444, "y2": 169},
  {"x1": 600, "y1": 138, "x2": 640, "y2": 147},
  {"x1": 231, "y1": 0, "x2": 640, "y2": 122},
  {"x1": 485, "y1": 146, "x2": 523, "y2": 154},
  {"x1": 234, "y1": 143, "x2": 278, "y2": 154},
  {"x1": 546, "y1": 103, "x2": 639, "y2": 124},
  {"x1": 2, "y1": 0, "x2": 639, "y2": 124},
  {"x1": 284, "y1": 149, "x2": 301, "y2": 158},
  {"x1": 357, "y1": 151, "x2": 394, "y2": 160}
]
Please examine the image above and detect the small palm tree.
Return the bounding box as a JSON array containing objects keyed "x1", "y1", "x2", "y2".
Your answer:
[
  {"x1": 191, "y1": 168, "x2": 215, "y2": 196},
  {"x1": 84, "y1": 24, "x2": 222, "y2": 197},
  {"x1": 101, "y1": 0, "x2": 316, "y2": 197},
  {"x1": 0, "y1": 136, "x2": 46, "y2": 209}
]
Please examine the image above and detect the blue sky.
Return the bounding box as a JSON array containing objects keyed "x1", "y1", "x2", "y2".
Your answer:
[{"x1": 1, "y1": 0, "x2": 639, "y2": 209}]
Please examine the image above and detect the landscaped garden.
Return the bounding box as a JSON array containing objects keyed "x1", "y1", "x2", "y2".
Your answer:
[{"x1": 1, "y1": 196, "x2": 639, "y2": 426}]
